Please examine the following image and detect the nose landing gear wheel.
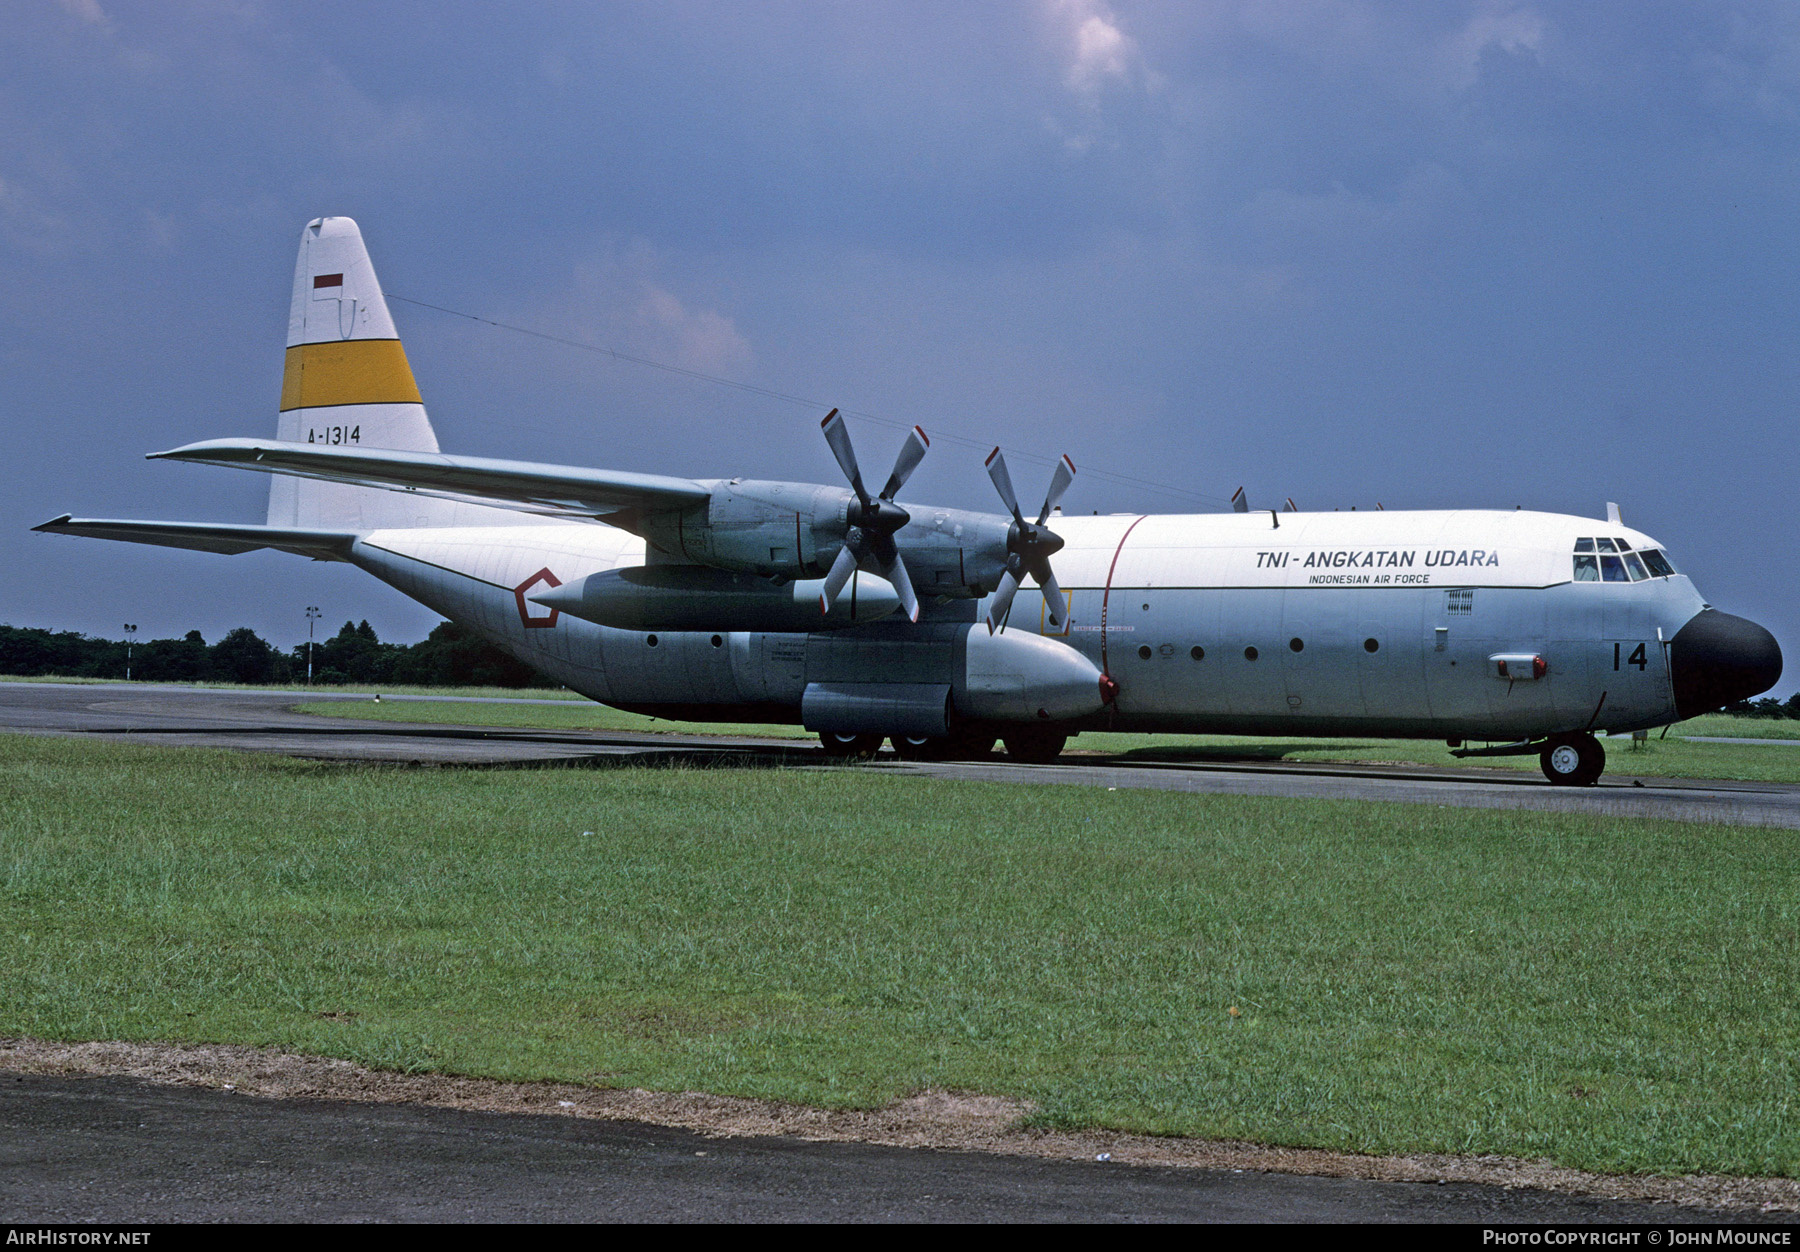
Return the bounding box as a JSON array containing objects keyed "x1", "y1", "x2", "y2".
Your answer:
[
  {"x1": 819, "y1": 731, "x2": 884, "y2": 759},
  {"x1": 1540, "y1": 732, "x2": 1605, "y2": 787}
]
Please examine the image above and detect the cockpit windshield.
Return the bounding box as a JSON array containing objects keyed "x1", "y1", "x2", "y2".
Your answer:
[{"x1": 1573, "y1": 539, "x2": 1676, "y2": 583}]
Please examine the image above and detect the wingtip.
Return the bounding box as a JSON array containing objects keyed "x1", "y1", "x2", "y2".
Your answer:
[{"x1": 32, "y1": 514, "x2": 73, "y2": 532}]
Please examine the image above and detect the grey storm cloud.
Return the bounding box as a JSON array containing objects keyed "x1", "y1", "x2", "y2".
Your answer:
[{"x1": 3, "y1": 1, "x2": 1795, "y2": 690}]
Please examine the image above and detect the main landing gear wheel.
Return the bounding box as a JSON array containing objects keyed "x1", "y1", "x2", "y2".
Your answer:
[
  {"x1": 889, "y1": 734, "x2": 943, "y2": 761},
  {"x1": 1003, "y1": 728, "x2": 1069, "y2": 764},
  {"x1": 1540, "y1": 732, "x2": 1605, "y2": 787},
  {"x1": 819, "y1": 731, "x2": 883, "y2": 760}
]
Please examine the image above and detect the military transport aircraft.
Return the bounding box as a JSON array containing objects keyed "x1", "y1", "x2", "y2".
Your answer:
[{"x1": 37, "y1": 217, "x2": 1783, "y2": 786}]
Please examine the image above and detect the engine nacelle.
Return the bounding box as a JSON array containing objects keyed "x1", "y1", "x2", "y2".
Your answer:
[
  {"x1": 631, "y1": 480, "x2": 842, "y2": 578},
  {"x1": 625, "y1": 480, "x2": 1012, "y2": 596},
  {"x1": 530, "y1": 564, "x2": 900, "y2": 632}
]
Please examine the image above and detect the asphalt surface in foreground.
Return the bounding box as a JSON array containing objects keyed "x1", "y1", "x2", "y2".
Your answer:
[
  {"x1": 1, "y1": 1075, "x2": 1756, "y2": 1224},
  {"x1": 5, "y1": 681, "x2": 1798, "y2": 829}
]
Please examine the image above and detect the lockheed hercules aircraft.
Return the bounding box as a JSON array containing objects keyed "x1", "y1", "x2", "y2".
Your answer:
[{"x1": 38, "y1": 218, "x2": 1782, "y2": 785}]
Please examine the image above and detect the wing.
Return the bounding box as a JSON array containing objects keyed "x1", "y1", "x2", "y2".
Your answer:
[
  {"x1": 149, "y1": 438, "x2": 713, "y2": 520},
  {"x1": 33, "y1": 515, "x2": 357, "y2": 560}
]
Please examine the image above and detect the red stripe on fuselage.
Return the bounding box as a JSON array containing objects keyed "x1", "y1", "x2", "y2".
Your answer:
[{"x1": 1099, "y1": 515, "x2": 1147, "y2": 678}]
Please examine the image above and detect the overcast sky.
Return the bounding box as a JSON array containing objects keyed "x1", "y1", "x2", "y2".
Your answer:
[{"x1": 4, "y1": 1, "x2": 1796, "y2": 689}]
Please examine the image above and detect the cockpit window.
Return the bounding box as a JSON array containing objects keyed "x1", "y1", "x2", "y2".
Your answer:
[{"x1": 1573, "y1": 537, "x2": 1676, "y2": 582}]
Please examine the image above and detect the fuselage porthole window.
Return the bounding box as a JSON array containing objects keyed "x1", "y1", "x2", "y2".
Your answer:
[
  {"x1": 1244, "y1": 646, "x2": 1259, "y2": 661},
  {"x1": 1573, "y1": 554, "x2": 1599, "y2": 582},
  {"x1": 647, "y1": 634, "x2": 660, "y2": 647},
  {"x1": 1289, "y1": 637, "x2": 1304, "y2": 652},
  {"x1": 1137, "y1": 645, "x2": 1153, "y2": 661},
  {"x1": 1600, "y1": 554, "x2": 1628, "y2": 582},
  {"x1": 1190, "y1": 645, "x2": 1205, "y2": 661},
  {"x1": 1363, "y1": 638, "x2": 1380, "y2": 653}
]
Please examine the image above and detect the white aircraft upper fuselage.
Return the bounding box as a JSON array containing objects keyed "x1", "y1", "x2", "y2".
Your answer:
[{"x1": 36, "y1": 217, "x2": 1783, "y2": 785}]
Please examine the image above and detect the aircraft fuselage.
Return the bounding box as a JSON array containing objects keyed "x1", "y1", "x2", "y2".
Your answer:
[{"x1": 346, "y1": 504, "x2": 1730, "y2": 742}]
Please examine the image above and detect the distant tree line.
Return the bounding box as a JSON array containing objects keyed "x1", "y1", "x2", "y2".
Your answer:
[
  {"x1": 0, "y1": 620, "x2": 554, "y2": 688},
  {"x1": 1722, "y1": 695, "x2": 1800, "y2": 719}
]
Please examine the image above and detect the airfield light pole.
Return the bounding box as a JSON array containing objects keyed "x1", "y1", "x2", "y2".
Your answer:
[
  {"x1": 305, "y1": 606, "x2": 321, "y2": 686},
  {"x1": 123, "y1": 623, "x2": 136, "y2": 682}
]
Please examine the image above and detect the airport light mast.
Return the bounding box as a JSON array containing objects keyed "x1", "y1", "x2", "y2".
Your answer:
[
  {"x1": 305, "y1": 606, "x2": 321, "y2": 686},
  {"x1": 123, "y1": 623, "x2": 136, "y2": 682}
]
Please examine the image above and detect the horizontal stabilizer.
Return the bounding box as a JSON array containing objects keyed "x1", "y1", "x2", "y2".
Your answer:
[
  {"x1": 33, "y1": 515, "x2": 358, "y2": 560},
  {"x1": 151, "y1": 438, "x2": 711, "y2": 520}
]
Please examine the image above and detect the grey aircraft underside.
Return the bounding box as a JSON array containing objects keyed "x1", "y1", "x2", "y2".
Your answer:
[{"x1": 36, "y1": 218, "x2": 1783, "y2": 787}]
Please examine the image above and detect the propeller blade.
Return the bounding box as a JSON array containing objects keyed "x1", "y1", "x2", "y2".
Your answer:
[
  {"x1": 1036, "y1": 565, "x2": 1066, "y2": 628},
  {"x1": 817, "y1": 541, "x2": 861, "y2": 615},
  {"x1": 1036, "y1": 455, "x2": 1076, "y2": 526},
  {"x1": 875, "y1": 551, "x2": 921, "y2": 624},
  {"x1": 878, "y1": 426, "x2": 929, "y2": 501},
  {"x1": 985, "y1": 447, "x2": 1023, "y2": 522},
  {"x1": 984, "y1": 565, "x2": 1022, "y2": 634},
  {"x1": 820, "y1": 409, "x2": 868, "y2": 503}
]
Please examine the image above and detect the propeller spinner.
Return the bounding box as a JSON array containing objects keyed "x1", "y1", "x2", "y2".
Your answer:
[
  {"x1": 984, "y1": 448, "x2": 1076, "y2": 635},
  {"x1": 817, "y1": 409, "x2": 928, "y2": 622}
]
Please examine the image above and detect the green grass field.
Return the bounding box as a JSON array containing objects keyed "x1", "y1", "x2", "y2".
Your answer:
[
  {"x1": 295, "y1": 697, "x2": 1800, "y2": 783},
  {"x1": 0, "y1": 674, "x2": 589, "y2": 701},
  {"x1": 5, "y1": 731, "x2": 1799, "y2": 1177}
]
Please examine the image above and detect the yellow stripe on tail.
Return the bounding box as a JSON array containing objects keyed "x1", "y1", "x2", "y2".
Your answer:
[{"x1": 279, "y1": 339, "x2": 423, "y2": 412}]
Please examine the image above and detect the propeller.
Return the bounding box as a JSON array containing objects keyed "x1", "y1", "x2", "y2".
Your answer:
[
  {"x1": 983, "y1": 448, "x2": 1076, "y2": 634},
  {"x1": 817, "y1": 409, "x2": 928, "y2": 622}
]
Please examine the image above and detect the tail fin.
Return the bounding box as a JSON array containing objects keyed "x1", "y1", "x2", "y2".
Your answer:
[{"x1": 268, "y1": 217, "x2": 447, "y2": 529}]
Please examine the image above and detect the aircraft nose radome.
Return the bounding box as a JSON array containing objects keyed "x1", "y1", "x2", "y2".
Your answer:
[{"x1": 1671, "y1": 609, "x2": 1783, "y2": 719}]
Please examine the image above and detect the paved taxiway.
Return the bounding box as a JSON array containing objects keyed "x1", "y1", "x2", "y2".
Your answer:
[
  {"x1": 5, "y1": 1075, "x2": 1770, "y2": 1223},
  {"x1": 4, "y1": 680, "x2": 1797, "y2": 829}
]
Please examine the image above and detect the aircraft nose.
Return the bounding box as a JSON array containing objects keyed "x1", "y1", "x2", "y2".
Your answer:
[{"x1": 1670, "y1": 609, "x2": 1783, "y2": 719}]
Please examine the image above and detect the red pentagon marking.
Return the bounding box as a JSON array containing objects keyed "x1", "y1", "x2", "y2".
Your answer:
[{"x1": 514, "y1": 567, "x2": 563, "y2": 629}]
